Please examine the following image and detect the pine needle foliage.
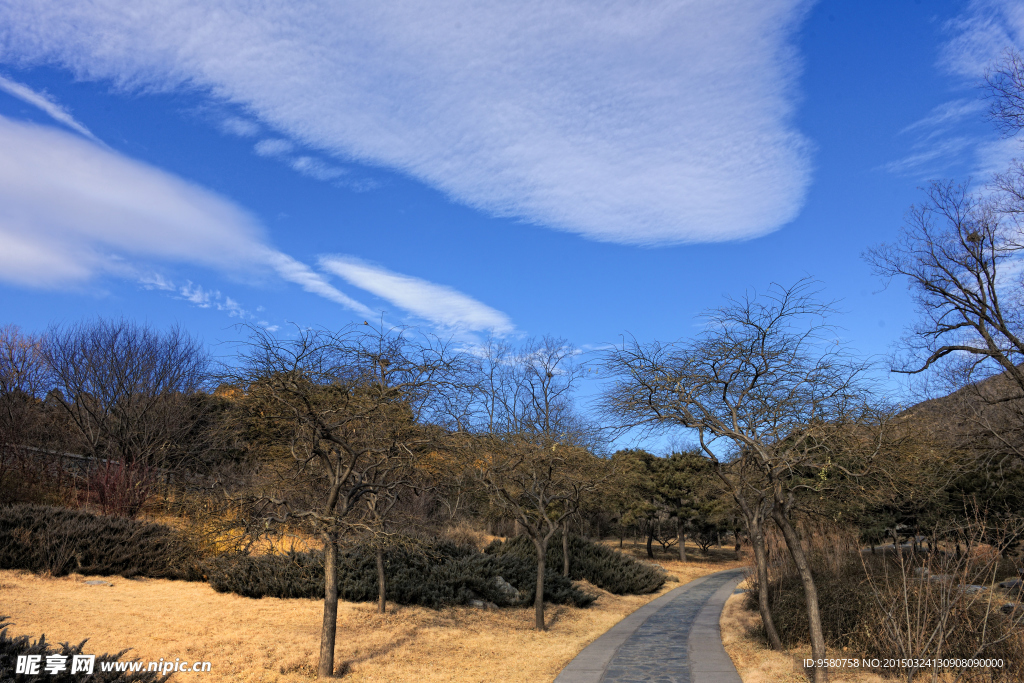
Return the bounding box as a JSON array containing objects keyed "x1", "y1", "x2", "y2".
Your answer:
[
  {"x1": 205, "y1": 539, "x2": 595, "y2": 608},
  {"x1": 0, "y1": 505, "x2": 203, "y2": 579},
  {"x1": 485, "y1": 532, "x2": 665, "y2": 594},
  {"x1": 0, "y1": 617, "x2": 168, "y2": 683}
]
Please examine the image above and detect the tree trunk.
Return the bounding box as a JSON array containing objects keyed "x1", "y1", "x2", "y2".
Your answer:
[
  {"x1": 318, "y1": 533, "x2": 339, "y2": 678},
  {"x1": 562, "y1": 522, "x2": 571, "y2": 577},
  {"x1": 772, "y1": 506, "x2": 826, "y2": 683},
  {"x1": 514, "y1": 519, "x2": 522, "y2": 537},
  {"x1": 734, "y1": 532, "x2": 742, "y2": 560},
  {"x1": 534, "y1": 539, "x2": 547, "y2": 631},
  {"x1": 677, "y1": 519, "x2": 687, "y2": 562},
  {"x1": 716, "y1": 470, "x2": 781, "y2": 653},
  {"x1": 376, "y1": 546, "x2": 386, "y2": 614},
  {"x1": 646, "y1": 529, "x2": 654, "y2": 559},
  {"x1": 749, "y1": 522, "x2": 784, "y2": 652}
]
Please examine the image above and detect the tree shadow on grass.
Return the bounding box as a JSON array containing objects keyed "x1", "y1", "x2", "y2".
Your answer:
[{"x1": 335, "y1": 631, "x2": 417, "y2": 675}]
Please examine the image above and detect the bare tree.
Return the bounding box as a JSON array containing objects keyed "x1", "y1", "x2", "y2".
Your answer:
[
  {"x1": 230, "y1": 323, "x2": 459, "y2": 677},
  {"x1": 478, "y1": 435, "x2": 601, "y2": 630},
  {"x1": 986, "y1": 48, "x2": 1024, "y2": 137},
  {"x1": 0, "y1": 325, "x2": 57, "y2": 502},
  {"x1": 43, "y1": 318, "x2": 209, "y2": 462},
  {"x1": 865, "y1": 47, "x2": 1024, "y2": 398},
  {"x1": 866, "y1": 180, "x2": 1024, "y2": 395},
  {"x1": 600, "y1": 280, "x2": 879, "y2": 681},
  {"x1": 866, "y1": 49, "x2": 1024, "y2": 534},
  {"x1": 41, "y1": 318, "x2": 209, "y2": 515},
  {"x1": 471, "y1": 336, "x2": 604, "y2": 630},
  {"x1": 0, "y1": 325, "x2": 48, "y2": 444}
]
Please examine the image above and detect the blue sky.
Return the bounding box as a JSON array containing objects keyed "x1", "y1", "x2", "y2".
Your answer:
[{"x1": 1, "y1": 0, "x2": 1022, "y2": 401}]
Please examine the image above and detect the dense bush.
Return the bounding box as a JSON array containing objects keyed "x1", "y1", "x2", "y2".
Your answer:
[
  {"x1": 746, "y1": 559, "x2": 873, "y2": 650},
  {"x1": 205, "y1": 539, "x2": 596, "y2": 608},
  {"x1": 0, "y1": 505, "x2": 203, "y2": 580},
  {"x1": 748, "y1": 554, "x2": 1024, "y2": 681},
  {"x1": 203, "y1": 550, "x2": 323, "y2": 599},
  {"x1": 485, "y1": 532, "x2": 665, "y2": 595},
  {"x1": 0, "y1": 617, "x2": 168, "y2": 683}
]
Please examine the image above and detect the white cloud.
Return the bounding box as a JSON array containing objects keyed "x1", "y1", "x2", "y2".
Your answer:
[
  {"x1": 975, "y1": 133, "x2": 1024, "y2": 177},
  {"x1": 179, "y1": 281, "x2": 213, "y2": 307},
  {"x1": 941, "y1": 0, "x2": 1024, "y2": 79},
  {"x1": 220, "y1": 116, "x2": 260, "y2": 137},
  {"x1": 254, "y1": 137, "x2": 352, "y2": 184},
  {"x1": 882, "y1": 4, "x2": 1024, "y2": 181},
  {"x1": 263, "y1": 251, "x2": 371, "y2": 314},
  {"x1": 178, "y1": 281, "x2": 249, "y2": 317},
  {"x1": 0, "y1": 115, "x2": 370, "y2": 315},
  {"x1": 139, "y1": 272, "x2": 176, "y2": 291},
  {"x1": 0, "y1": 0, "x2": 813, "y2": 245},
  {"x1": 320, "y1": 255, "x2": 513, "y2": 334},
  {"x1": 254, "y1": 138, "x2": 293, "y2": 157},
  {"x1": 0, "y1": 72, "x2": 100, "y2": 142},
  {"x1": 290, "y1": 156, "x2": 347, "y2": 181},
  {"x1": 898, "y1": 99, "x2": 986, "y2": 135},
  {"x1": 883, "y1": 136, "x2": 974, "y2": 176}
]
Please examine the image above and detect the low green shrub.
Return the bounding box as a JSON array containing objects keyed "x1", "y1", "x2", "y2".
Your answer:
[
  {"x1": 485, "y1": 533, "x2": 665, "y2": 595},
  {"x1": 0, "y1": 505, "x2": 203, "y2": 580},
  {"x1": 205, "y1": 539, "x2": 595, "y2": 608},
  {"x1": 203, "y1": 550, "x2": 322, "y2": 599},
  {"x1": 0, "y1": 505, "x2": 599, "y2": 610},
  {"x1": 0, "y1": 617, "x2": 168, "y2": 683}
]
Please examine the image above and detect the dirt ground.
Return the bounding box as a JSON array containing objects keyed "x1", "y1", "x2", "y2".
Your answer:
[{"x1": 0, "y1": 541, "x2": 744, "y2": 683}]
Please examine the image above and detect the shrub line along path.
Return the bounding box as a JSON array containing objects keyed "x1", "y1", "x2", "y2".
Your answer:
[{"x1": 555, "y1": 568, "x2": 746, "y2": 683}]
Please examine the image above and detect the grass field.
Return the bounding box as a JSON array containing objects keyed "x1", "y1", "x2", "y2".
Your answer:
[{"x1": 0, "y1": 541, "x2": 744, "y2": 682}]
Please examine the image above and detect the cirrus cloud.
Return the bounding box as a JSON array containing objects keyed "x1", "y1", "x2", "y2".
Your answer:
[
  {"x1": 0, "y1": 111, "x2": 512, "y2": 333},
  {"x1": 0, "y1": 114, "x2": 369, "y2": 314},
  {"x1": 0, "y1": 0, "x2": 813, "y2": 245},
  {"x1": 320, "y1": 255, "x2": 514, "y2": 334}
]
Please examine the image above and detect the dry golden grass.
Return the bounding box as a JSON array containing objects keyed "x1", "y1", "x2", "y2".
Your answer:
[
  {"x1": 719, "y1": 581, "x2": 889, "y2": 683},
  {"x1": 0, "y1": 540, "x2": 743, "y2": 682}
]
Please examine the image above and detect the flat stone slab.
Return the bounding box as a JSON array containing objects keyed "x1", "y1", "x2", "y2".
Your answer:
[{"x1": 555, "y1": 568, "x2": 746, "y2": 683}]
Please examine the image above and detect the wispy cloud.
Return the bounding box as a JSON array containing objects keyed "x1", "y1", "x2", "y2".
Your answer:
[
  {"x1": 254, "y1": 137, "x2": 353, "y2": 183},
  {"x1": 320, "y1": 255, "x2": 513, "y2": 334},
  {"x1": 940, "y1": 0, "x2": 1024, "y2": 79},
  {"x1": 263, "y1": 251, "x2": 371, "y2": 314},
  {"x1": 0, "y1": 0, "x2": 813, "y2": 245},
  {"x1": 220, "y1": 116, "x2": 260, "y2": 137},
  {"x1": 254, "y1": 138, "x2": 294, "y2": 157},
  {"x1": 0, "y1": 115, "x2": 370, "y2": 316},
  {"x1": 289, "y1": 156, "x2": 347, "y2": 182},
  {"x1": 0, "y1": 73, "x2": 100, "y2": 142},
  {"x1": 178, "y1": 281, "x2": 247, "y2": 318},
  {"x1": 898, "y1": 99, "x2": 986, "y2": 136},
  {"x1": 884, "y1": 2, "x2": 1024, "y2": 181},
  {"x1": 138, "y1": 272, "x2": 176, "y2": 291},
  {"x1": 883, "y1": 136, "x2": 974, "y2": 177}
]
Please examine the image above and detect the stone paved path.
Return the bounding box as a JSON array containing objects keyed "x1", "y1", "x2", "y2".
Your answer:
[{"x1": 555, "y1": 568, "x2": 746, "y2": 683}]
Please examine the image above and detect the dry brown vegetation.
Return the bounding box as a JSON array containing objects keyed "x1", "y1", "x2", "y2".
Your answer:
[
  {"x1": 1, "y1": 541, "x2": 743, "y2": 682},
  {"x1": 720, "y1": 581, "x2": 889, "y2": 683}
]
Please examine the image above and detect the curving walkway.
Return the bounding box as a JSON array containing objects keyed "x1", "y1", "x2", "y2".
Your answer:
[{"x1": 555, "y1": 568, "x2": 746, "y2": 683}]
